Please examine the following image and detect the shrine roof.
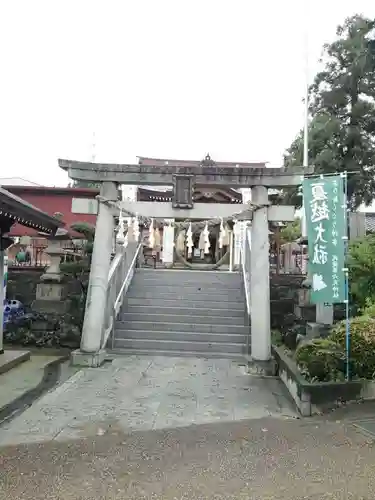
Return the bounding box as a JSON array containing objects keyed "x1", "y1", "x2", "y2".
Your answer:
[
  {"x1": 6, "y1": 186, "x2": 98, "y2": 238},
  {"x1": 5, "y1": 185, "x2": 100, "y2": 196},
  {"x1": 0, "y1": 187, "x2": 64, "y2": 234}
]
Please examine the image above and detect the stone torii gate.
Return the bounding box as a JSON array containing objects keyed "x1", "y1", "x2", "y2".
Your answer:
[{"x1": 59, "y1": 158, "x2": 312, "y2": 363}]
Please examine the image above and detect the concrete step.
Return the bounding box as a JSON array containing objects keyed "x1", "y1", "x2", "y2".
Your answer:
[
  {"x1": 125, "y1": 297, "x2": 243, "y2": 309},
  {"x1": 116, "y1": 320, "x2": 248, "y2": 334},
  {"x1": 133, "y1": 281, "x2": 242, "y2": 290},
  {"x1": 120, "y1": 313, "x2": 245, "y2": 326},
  {"x1": 134, "y1": 272, "x2": 241, "y2": 284},
  {"x1": 127, "y1": 282, "x2": 245, "y2": 299},
  {"x1": 135, "y1": 277, "x2": 242, "y2": 288},
  {"x1": 113, "y1": 338, "x2": 245, "y2": 354},
  {"x1": 129, "y1": 284, "x2": 244, "y2": 294},
  {"x1": 124, "y1": 305, "x2": 244, "y2": 318},
  {"x1": 137, "y1": 269, "x2": 240, "y2": 277},
  {"x1": 108, "y1": 348, "x2": 245, "y2": 360},
  {"x1": 114, "y1": 329, "x2": 246, "y2": 344}
]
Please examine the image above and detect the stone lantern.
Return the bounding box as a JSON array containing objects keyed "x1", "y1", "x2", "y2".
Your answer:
[{"x1": 35, "y1": 215, "x2": 71, "y2": 313}]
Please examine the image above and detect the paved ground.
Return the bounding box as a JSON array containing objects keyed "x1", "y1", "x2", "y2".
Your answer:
[
  {"x1": 1, "y1": 416, "x2": 374, "y2": 499},
  {"x1": 1, "y1": 356, "x2": 375, "y2": 498},
  {"x1": 0, "y1": 356, "x2": 296, "y2": 446},
  {"x1": 0, "y1": 354, "x2": 63, "y2": 410}
]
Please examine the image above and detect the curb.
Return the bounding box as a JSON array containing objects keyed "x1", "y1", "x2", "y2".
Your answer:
[{"x1": 0, "y1": 355, "x2": 69, "y2": 427}]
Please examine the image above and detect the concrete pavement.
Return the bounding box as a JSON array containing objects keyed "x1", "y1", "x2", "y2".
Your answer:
[
  {"x1": 1, "y1": 416, "x2": 374, "y2": 499},
  {"x1": 1, "y1": 355, "x2": 375, "y2": 498},
  {"x1": 0, "y1": 356, "x2": 296, "y2": 446}
]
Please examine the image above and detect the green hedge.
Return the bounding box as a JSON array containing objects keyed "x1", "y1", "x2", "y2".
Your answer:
[
  {"x1": 294, "y1": 314, "x2": 375, "y2": 381},
  {"x1": 295, "y1": 338, "x2": 345, "y2": 382},
  {"x1": 330, "y1": 316, "x2": 375, "y2": 379}
]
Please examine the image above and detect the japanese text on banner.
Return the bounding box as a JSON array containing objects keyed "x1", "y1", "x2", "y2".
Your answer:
[{"x1": 303, "y1": 175, "x2": 346, "y2": 304}]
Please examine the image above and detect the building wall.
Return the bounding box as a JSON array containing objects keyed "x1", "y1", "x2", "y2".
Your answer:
[{"x1": 5, "y1": 188, "x2": 98, "y2": 237}]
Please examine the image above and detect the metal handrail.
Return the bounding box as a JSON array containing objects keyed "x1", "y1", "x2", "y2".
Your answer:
[
  {"x1": 108, "y1": 252, "x2": 123, "y2": 281},
  {"x1": 114, "y1": 242, "x2": 142, "y2": 312},
  {"x1": 240, "y1": 228, "x2": 251, "y2": 356},
  {"x1": 101, "y1": 240, "x2": 142, "y2": 350},
  {"x1": 241, "y1": 228, "x2": 251, "y2": 316}
]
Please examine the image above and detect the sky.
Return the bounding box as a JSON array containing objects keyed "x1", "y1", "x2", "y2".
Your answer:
[{"x1": 1, "y1": 0, "x2": 375, "y2": 187}]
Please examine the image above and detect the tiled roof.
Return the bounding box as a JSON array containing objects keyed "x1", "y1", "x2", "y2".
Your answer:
[
  {"x1": 0, "y1": 187, "x2": 63, "y2": 234},
  {"x1": 5, "y1": 188, "x2": 97, "y2": 238}
]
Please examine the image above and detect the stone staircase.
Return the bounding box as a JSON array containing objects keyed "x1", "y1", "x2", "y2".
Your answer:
[{"x1": 111, "y1": 269, "x2": 248, "y2": 358}]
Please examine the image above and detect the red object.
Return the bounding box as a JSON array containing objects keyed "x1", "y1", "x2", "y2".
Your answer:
[{"x1": 5, "y1": 186, "x2": 99, "y2": 238}]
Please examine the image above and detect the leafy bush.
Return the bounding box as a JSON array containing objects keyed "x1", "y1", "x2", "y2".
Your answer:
[
  {"x1": 330, "y1": 315, "x2": 375, "y2": 379},
  {"x1": 348, "y1": 234, "x2": 375, "y2": 311},
  {"x1": 271, "y1": 330, "x2": 283, "y2": 346},
  {"x1": 359, "y1": 298, "x2": 375, "y2": 317},
  {"x1": 294, "y1": 338, "x2": 345, "y2": 382},
  {"x1": 59, "y1": 221, "x2": 95, "y2": 331}
]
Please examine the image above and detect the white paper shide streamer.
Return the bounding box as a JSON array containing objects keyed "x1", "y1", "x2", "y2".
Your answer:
[
  {"x1": 186, "y1": 222, "x2": 194, "y2": 257},
  {"x1": 117, "y1": 211, "x2": 126, "y2": 245},
  {"x1": 127, "y1": 217, "x2": 135, "y2": 243},
  {"x1": 203, "y1": 222, "x2": 210, "y2": 254},
  {"x1": 133, "y1": 215, "x2": 140, "y2": 241},
  {"x1": 219, "y1": 219, "x2": 226, "y2": 249},
  {"x1": 149, "y1": 218, "x2": 155, "y2": 249}
]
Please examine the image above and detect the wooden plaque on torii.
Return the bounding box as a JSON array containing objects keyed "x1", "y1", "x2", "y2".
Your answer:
[{"x1": 172, "y1": 174, "x2": 195, "y2": 209}]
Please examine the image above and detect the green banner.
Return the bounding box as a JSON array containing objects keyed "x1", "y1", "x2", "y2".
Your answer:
[{"x1": 303, "y1": 175, "x2": 346, "y2": 304}]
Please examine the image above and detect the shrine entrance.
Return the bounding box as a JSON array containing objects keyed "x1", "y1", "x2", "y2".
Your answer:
[
  {"x1": 60, "y1": 155, "x2": 310, "y2": 366},
  {"x1": 138, "y1": 217, "x2": 232, "y2": 271},
  {"x1": 172, "y1": 219, "x2": 232, "y2": 270},
  {"x1": 133, "y1": 175, "x2": 242, "y2": 271}
]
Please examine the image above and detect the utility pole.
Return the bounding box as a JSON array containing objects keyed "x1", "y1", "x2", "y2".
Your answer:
[{"x1": 301, "y1": 15, "x2": 309, "y2": 240}]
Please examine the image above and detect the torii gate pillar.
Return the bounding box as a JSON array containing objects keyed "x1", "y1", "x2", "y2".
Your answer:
[
  {"x1": 250, "y1": 186, "x2": 271, "y2": 361},
  {"x1": 72, "y1": 181, "x2": 118, "y2": 367}
]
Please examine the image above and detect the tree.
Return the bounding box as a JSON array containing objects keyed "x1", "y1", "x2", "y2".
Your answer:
[
  {"x1": 279, "y1": 218, "x2": 302, "y2": 243},
  {"x1": 347, "y1": 233, "x2": 375, "y2": 311},
  {"x1": 284, "y1": 15, "x2": 375, "y2": 209},
  {"x1": 60, "y1": 222, "x2": 96, "y2": 329}
]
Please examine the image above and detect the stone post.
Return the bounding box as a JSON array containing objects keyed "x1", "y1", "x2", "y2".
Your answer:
[
  {"x1": 282, "y1": 243, "x2": 298, "y2": 274},
  {"x1": 71, "y1": 181, "x2": 117, "y2": 367},
  {"x1": 250, "y1": 186, "x2": 271, "y2": 361},
  {"x1": 162, "y1": 219, "x2": 174, "y2": 268},
  {"x1": 315, "y1": 303, "x2": 334, "y2": 327}
]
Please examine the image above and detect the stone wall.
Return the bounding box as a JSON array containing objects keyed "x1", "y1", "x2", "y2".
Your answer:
[
  {"x1": 6, "y1": 267, "x2": 44, "y2": 307},
  {"x1": 5, "y1": 267, "x2": 86, "y2": 349},
  {"x1": 6, "y1": 267, "x2": 83, "y2": 308}
]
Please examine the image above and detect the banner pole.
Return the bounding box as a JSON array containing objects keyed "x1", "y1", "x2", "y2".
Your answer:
[{"x1": 342, "y1": 171, "x2": 350, "y2": 380}]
